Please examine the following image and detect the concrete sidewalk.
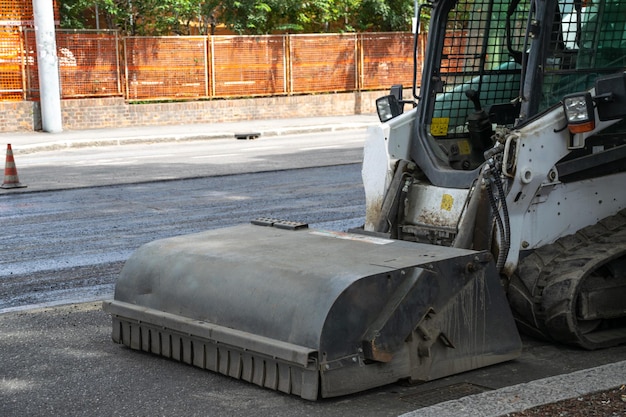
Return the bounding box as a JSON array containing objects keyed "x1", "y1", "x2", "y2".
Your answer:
[
  {"x1": 0, "y1": 114, "x2": 379, "y2": 154},
  {"x1": 401, "y1": 360, "x2": 626, "y2": 417}
]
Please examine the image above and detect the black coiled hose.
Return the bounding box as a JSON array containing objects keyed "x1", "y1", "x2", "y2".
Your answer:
[{"x1": 486, "y1": 164, "x2": 511, "y2": 271}]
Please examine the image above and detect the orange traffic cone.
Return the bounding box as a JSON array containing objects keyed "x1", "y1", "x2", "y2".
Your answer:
[{"x1": 1, "y1": 144, "x2": 27, "y2": 189}]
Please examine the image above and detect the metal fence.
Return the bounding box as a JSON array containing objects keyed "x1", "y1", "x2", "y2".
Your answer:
[
  {"x1": 0, "y1": 26, "x2": 24, "y2": 101},
  {"x1": 22, "y1": 29, "x2": 122, "y2": 99},
  {"x1": 212, "y1": 35, "x2": 288, "y2": 97},
  {"x1": 0, "y1": 0, "x2": 59, "y2": 26},
  {"x1": 125, "y1": 36, "x2": 207, "y2": 100},
  {"x1": 1, "y1": 30, "x2": 425, "y2": 102},
  {"x1": 290, "y1": 34, "x2": 358, "y2": 94}
]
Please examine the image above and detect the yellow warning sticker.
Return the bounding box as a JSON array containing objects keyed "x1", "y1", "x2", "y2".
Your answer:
[
  {"x1": 430, "y1": 118, "x2": 449, "y2": 136},
  {"x1": 458, "y1": 140, "x2": 471, "y2": 155},
  {"x1": 441, "y1": 194, "x2": 454, "y2": 211}
]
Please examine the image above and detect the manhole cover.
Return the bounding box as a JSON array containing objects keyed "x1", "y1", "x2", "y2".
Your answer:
[{"x1": 400, "y1": 382, "x2": 491, "y2": 407}]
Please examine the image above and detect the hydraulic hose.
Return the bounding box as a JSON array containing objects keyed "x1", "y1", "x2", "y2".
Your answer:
[
  {"x1": 485, "y1": 162, "x2": 511, "y2": 272},
  {"x1": 486, "y1": 176, "x2": 506, "y2": 271},
  {"x1": 493, "y1": 171, "x2": 511, "y2": 267}
]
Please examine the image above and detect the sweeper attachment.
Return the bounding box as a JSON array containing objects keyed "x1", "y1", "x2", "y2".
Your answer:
[{"x1": 103, "y1": 220, "x2": 521, "y2": 400}]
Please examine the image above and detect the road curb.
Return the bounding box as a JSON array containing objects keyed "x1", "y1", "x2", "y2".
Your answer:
[
  {"x1": 399, "y1": 360, "x2": 626, "y2": 417},
  {"x1": 10, "y1": 122, "x2": 377, "y2": 155}
]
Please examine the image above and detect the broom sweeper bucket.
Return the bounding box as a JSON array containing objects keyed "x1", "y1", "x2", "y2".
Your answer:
[{"x1": 103, "y1": 219, "x2": 521, "y2": 400}]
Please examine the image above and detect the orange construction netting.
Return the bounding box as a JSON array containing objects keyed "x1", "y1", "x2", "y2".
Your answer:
[
  {"x1": 361, "y1": 32, "x2": 423, "y2": 90},
  {"x1": 3, "y1": 31, "x2": 421, "y2": 102},
  {"x1": 23, "y1": 29, "x2": 122, "y2": 99},
  {"x1": 58, "y1": 31, "x2": 121, "y2": 98},
  {"x1": 0, "y1": 26, "x2": 24, "y2": 101},
  {"x1": 289, "y1": 34, "x2": 358, "y2": 94},
  {"x1": 125, "y1": 36, "x2": 209, "y2": 100},
  {"x1": 0, "y1": 0, "x2": 59, "y2": 26},
  {"x1": 1, "y1": 0, "x2": 60, "y2": 101},
  {"x1": 211, "y1": 35, "x2": 287, "y2": 97}
]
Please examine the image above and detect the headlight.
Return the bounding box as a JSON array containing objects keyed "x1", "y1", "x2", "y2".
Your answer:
[{"x1": 562, "y1": 93, "x2": 595, "y2": 134}]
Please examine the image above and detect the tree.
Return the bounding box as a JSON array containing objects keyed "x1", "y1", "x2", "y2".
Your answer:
[
  {"x1": 59, "y1": 0, "x2": 221, "y2": 35},
  {"x1": 58, "y1": 0, "x2": 417, "y2": 35},
  {"x1": 218, "y1": 0, "x2": 416, "y2": 34},
  {"x1": 355, "y1": 0, "x2": 414, "y2": 32},
  {"x1": 218, "y1": 0, "x2": 301, "y2": 35},
  {"x1": 299, "y1": 0, "x2": 363, "y2": 33}
]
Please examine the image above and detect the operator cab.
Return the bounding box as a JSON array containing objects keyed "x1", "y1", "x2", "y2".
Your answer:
[{"x1": 377, "y1": 0, "x2": 626, "y2": 186}]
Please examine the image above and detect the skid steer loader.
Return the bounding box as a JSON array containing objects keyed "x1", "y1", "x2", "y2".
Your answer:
[{"x1": 103, "y1": 0, "x2": 626, "y2": 400}]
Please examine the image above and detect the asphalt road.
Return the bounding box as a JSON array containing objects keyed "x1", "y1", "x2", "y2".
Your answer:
[
  {"x1": 0, "y1": 164, "x2": 365, "y2": 312},
  {"x1": 1, "y1": 131, "x2": 368, "y2": 312},
  {"x1": 2, "y1": 303, "x2": 625, "y2": 417}
]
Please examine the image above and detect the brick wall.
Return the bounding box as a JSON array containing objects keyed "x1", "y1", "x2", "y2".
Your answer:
[
  {"x1": 1, "y1": 91, "x2": 384, "y2": 132},
  {"x1": 0, "y1": 101, "x2": 40, "y2": 131}
]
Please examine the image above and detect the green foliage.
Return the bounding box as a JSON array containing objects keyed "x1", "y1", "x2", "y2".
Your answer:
[
  {"x1": 58, "y1": 0, "x2": 92, "y2": 29},
  {"x1": 59, "y1": 0, "x2": 221, "y2": 35},
  {"x1": 218, "y1": 0, "x2": 417, "y2": 34},
  {"x1": 356, "y1": 0, "x2": 414, "y2": 32},
  {"x1": 220, "y1": 1, "x2": 285, "y2": 34},
  {"x1": 58, "y1": 0, "x2": 419, "y2": 35}
]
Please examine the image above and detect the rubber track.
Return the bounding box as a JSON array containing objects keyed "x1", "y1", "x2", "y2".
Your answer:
[{"x1": 507, "y1": 208, "x2": 626, "y2": 349}]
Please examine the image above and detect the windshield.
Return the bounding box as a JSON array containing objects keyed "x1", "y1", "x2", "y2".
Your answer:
[{"x1": 429, "y1": 0, "x2": 526, "y2": 139}]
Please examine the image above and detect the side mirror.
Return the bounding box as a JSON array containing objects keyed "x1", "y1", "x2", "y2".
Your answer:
[{"x1": 595, "y1": 72, "x2": 626, "y2": 121}]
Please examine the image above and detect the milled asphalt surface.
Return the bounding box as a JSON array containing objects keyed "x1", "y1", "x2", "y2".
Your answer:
[{"x1": 1, "y1": 114, "x2": 625, "y2": 416}]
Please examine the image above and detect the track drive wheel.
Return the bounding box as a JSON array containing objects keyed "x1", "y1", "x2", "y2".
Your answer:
[{"x1": 507, "y1": 209, "x2": 626, "y2": 349}]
